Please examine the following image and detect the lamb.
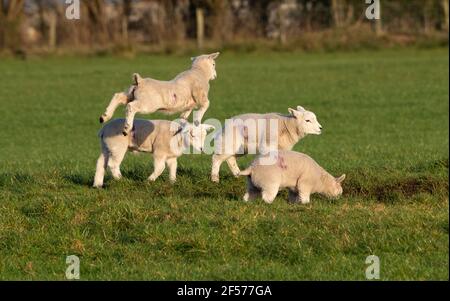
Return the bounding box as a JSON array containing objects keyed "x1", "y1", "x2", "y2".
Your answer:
[
  {"x1": 99, "y1": 52, "x2": 220, "y2": 136},
  {"x1": 239, "y1": 150, "x2": 346, "y2": 204},
  {"x1": 93, "y1": 119, "x2": 215, "y2": 188},
  {"x1": 210, "y1": 106, "x2": 322, "y2": 183}
]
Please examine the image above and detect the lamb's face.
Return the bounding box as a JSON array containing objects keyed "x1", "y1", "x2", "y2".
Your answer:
[
  {"x1": 191, "y1": 52, "x2": 220, "y2": 80},
  {"x1": 183, "y1": 123, "x2": 216, "y2": 152},
  {"x1": 330, "y1": 174, "x2": 346, "y2": 198},
  {"x1": 288, "y1": 106, "x2": 322, "y2": 135}
]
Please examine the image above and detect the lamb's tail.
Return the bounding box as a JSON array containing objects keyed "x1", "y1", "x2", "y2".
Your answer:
[
  {"x1": 239, "y1": 166, "x2": 253, "y2": 176},
  {"x1": 133, "y1": 73, "x2": 143, "y2": 86}
]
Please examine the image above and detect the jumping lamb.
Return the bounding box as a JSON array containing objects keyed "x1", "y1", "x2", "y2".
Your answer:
[
  {"x1": 239, "y1": 150, "x2": 346, "y2": 204},
  {"x1": 211, "y1": 106, "x2": 322, "y2": 182},
  {"x1": 93, "y1": 119, "x2": 215, "y2": 188},
  {"x1": 99, "y1": 52, "x2": 220, "y2": 136}
]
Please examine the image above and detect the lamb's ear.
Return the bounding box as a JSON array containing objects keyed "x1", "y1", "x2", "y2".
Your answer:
[
  {"x1": 172, "y1": 125, "x2": 184, "y2": 136},
  {"x1": 288, "y1": 108, "x2": 296, "y2": 116},
  {"x1": 172, "y1": 120, "x2": 189, "y2": 135},
  {"x1": 203, "y1": 124, "x2": 216, "y2": 132},
  {"x1": 296, "y1": 105, "x2": 306, "y2": 112},
  {"x1": 336, "y1": 174, "x2": 346, "y2": 183},
  {"x1": 288, "y1": 108, "x2": 303, "y2": 119},
  {"x1": 133, "y1": 73, "x2": 143, "y2": 85},
  {"x1": 181, "y1": 123, "x2": 192, "y2": 133},
  {"x1": 208, "y1": 52, "x2": 220, "y2": 59}
]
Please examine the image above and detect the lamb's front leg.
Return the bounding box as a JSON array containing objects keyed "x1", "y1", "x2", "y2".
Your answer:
[
  {"x1": 193, "y1": 100, "x2": 210, "y2": 126},
  {"x1": 297, "y1": 187, "x2": 311, "y2": 204},
  {"x1": 261, "y1": 189, "x2": 278, "y2": 204},
  {"x1": 123, "y1": 101, "x2": 140, "y2": 136},
  {"x1": 100, "y1": 92, "x2": 128, "y2": 123},
  {"x1": 148, "y1": 155, "x2": 166, "y2": 182},
  {"x1": 295, "y1": 180, "x2": 311, "y2": 204},
  {"x1": 179, "y1": 108, "x2": 193, "y2": 121},
  {"x1": 166, "y1": 158, "x2": 178, "y2": 183}
]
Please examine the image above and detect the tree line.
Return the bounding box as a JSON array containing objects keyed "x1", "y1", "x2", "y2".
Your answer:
[{"x1": 0, "y1": 0, "x2": 448, "y2": 54}]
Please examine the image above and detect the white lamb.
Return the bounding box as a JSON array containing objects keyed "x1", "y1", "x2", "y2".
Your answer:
[
  {"x1": 93, "y1": 119, "x2": 215, "y2": 188},
  {"x1": 211, "y1": 106, "x2": 322, "y2": 182},
  {"x1": 99, "y1": 52, "x2": 220, "y2": 136},
  {"x1": 239, "y1": 150, "x2": 346, "y2": 204}
]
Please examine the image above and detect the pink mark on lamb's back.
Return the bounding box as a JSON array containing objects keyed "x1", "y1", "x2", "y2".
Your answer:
[
  {"x1": 278, "y1": 155, "x2": 288, "y2": 169},
  {"x1": 240, "y1": 125, "x2": 249, "y2": 139}
]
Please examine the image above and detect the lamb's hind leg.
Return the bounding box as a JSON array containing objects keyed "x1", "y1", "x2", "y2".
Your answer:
[
  {"x1": 108, "y1": 145, "x2": 127, "y2": 180},
  {"x1": 93, "y1": 151, "x2": 109, "y2": 188},
  {"x1": 123, "y1": 99, "x2": 160, "y2": 136},
  {"x1": 243, "y1": 177, "x2": 260, "y2": 202},
  {"x1": 100, "y1": 92, "x2": 128, "y2": 124},
  {"x1": 261, "y1": 183, "x2": 280, "y2": 204}
]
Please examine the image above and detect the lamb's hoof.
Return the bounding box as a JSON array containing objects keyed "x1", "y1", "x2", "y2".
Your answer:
[
  {"x1": 92, "y1": 184, "x2": 103, "y2": 189},
  {"x1": 122, "y1": 131, "x2": 128, "y2": 136},
  {"x1": 300, "y1": 199, "x2": 310, "y2": 205},
  {"x1": 243, "y1": 193, "x2": 249, "y2": 202},
  {"x1": 211, "y1": 175, "x2": 219, "y2": 183},
  {"x1": 99, "y1": 116, "x2": 105, "y2": 123}
]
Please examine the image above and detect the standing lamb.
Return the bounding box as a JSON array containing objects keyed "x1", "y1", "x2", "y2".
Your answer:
[
  {"x1": 99, "y1": 52, "x2": 220, "y2": 136},
  {"x1": 239, "y1": 150, "x2": 346, "y2": 204},
  {"x1": 211, "y1": 106, "x2": 322, "y2": 182},
  {"x1": 93, "y1": 119, "x2": 215, "y2": 188}
]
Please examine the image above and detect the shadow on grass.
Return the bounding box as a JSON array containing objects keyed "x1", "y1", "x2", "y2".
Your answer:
[
  {"x1": 57, "y1": 167, "x2": 243, "y2": 201},
  {"x1": 63, "y1": 173, "x2": 93, "y2": 187},
  {"x1": 1, "y1": 158, "x2": 448, "y2": 203},
  {"x1": 346, "y1": 173, "x2": 449, "y2": 202},
  {"x1": 0, "y1": 172, "x2": 35, "y2": 187}
]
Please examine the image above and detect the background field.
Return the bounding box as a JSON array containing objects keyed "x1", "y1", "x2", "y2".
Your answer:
[{"x1": 0, "y1": 48, "x2": 448, "y2": 280}]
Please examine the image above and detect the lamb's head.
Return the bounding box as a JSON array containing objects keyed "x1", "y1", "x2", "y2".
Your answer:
[
  {"x1": 288, "y1": 106, "x2": 322, "y2": 135},
  {"x1": 324, "y1": 174, "x2": 346, "y2": 198},
  {"x1": 191, "y1": 52, "x2": 220, "y2": 80},
  {"x1": 180, "y1": 122, "x2": 216, "y2": 152}
]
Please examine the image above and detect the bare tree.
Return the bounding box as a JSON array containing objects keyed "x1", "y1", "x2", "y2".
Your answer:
[
  {"x1": 331, "y1": 0, "x2": 344, "y2": 27},
  {"x1": 121, "y1": 0, "x2": 132, "y2": 43},
  {"x1": 0, "y1": 0, "x2": 25, "y2": 50},
  {"x1": 424, "y1": 0, "x2": 434, "y2": 35},
  {"x1": 442, "y1": 0, "x2": 449, "y2": 32},
  {"x1": 35, "y1": 0, "x2": 59, "y2": 50},
  {"x1": 83, "y1": 0, "x2": 108, "y2": 45}
]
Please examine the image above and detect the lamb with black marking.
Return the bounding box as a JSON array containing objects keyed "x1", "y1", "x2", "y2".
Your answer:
[
  {"x1": 93, "y1": 119, "x2": 215, "y2": 188},
  {"x1": 239, "y1": 150, "x2": 345, "y2": 204}
]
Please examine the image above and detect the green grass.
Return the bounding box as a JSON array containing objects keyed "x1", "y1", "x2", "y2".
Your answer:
[{"x1": 0, "y1": 48, "x2": 448, "y2": 280}]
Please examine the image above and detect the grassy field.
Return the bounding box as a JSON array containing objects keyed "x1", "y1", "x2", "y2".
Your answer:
[{"x1": 0, "y1": 48, "x2": 448, "y2": 280}]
